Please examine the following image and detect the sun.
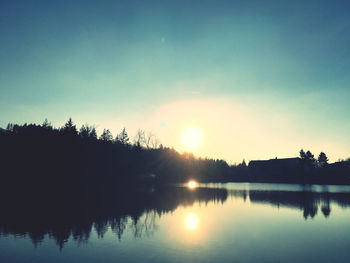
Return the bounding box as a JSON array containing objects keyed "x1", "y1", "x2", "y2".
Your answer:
[{"x1": 181, "y1": 127, "x2": 203, "y2": 150}]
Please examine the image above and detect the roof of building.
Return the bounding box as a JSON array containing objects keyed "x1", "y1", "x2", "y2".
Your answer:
[{"x1": 249, "y1": 157, "x2": 300, "y2": 164}]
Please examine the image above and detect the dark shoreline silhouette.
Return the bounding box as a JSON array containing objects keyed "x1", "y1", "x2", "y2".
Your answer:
[{"x1": 1, "y1": 119, "x2": 349, "y2": 187}]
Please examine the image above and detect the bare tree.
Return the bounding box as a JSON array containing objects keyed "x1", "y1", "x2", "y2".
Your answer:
[
  {"x1": 133, "y1": 129, "x2": 146, "y2": 147},
  {"x1": 133, "y1": 130, "x2": 160, "y2": 149},
  {"x1": 147, "y1": 132, "x2": 160, "y2": 149}
]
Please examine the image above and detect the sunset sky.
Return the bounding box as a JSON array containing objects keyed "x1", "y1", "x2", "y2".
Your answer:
[{"x1": 1, "y1": 0, "x2": 349, "y2": 163}]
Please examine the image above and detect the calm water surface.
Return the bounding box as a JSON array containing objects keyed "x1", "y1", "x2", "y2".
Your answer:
[{"x1": 1, "y1": 183, "x2": 350, "y2": 263}]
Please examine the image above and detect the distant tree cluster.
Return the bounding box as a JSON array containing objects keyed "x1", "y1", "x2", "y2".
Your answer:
[{"x1": 299, "y1": 149, "x2": 329, "y2": 168}]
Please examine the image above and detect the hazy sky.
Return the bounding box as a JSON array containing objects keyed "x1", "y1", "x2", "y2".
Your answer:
[{"x1": 1, "y1": 0, "x2": 349, "y2": 162}]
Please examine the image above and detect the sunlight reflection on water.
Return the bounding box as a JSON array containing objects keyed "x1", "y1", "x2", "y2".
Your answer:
[
  {"x1": 1, "y1": 183, "x2": 350, "y2": 263},
  {"x1": 185, "y1": 213, "x2": 198, "y2": 230},
  {"x1": 187, "y1": 180, "x2": 198, "y2": 190}
]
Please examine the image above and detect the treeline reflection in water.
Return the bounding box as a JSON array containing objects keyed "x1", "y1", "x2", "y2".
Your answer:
[
  {"x1": 0, "y1": 186, "x2": 227, "y2": 249},
  {"x1": 1, "y1": 185, "x2": 350, "y2": 249},
  {"x1": 230, "y1": 189, "x2": 350, "y2": 219}
]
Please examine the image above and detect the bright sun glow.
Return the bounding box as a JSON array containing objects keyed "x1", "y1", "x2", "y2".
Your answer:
[
  {"x1": 181, "y1": 127, "x2": 203, "y2": 150},
  {"x1": 185, "y1": 213, "x2": 199, "y2": 230},
  {"x1": 188, "y1": 180, "x2": 198, "y2": 189}
]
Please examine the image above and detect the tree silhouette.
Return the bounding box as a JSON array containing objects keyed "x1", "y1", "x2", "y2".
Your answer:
[
  {"x1": 116, "y1": 128, "x2": 130, "y2": 145},
  {"x1": 299, "y1": 149, "x2": 318, "y2": 175},
  {"x1": 90, "y1": 127, "x2": 97, "y2": 140},
  {"x1": 144, "y1": 132, "x2": 159, "y2": 149},
  {"x1": 6, "y1": 123, "x2": 14, "y2": 132},
  {"x1": 300, "y1": 149, "x2": 316, "y2": 168},
  {"x1": 306, "y1": 151, "x2": 316, "y2": 167},
  {"x1": 100, "y1": 129, "x2": 113, "y2": 142},
  {"x1": 134, "y1": 129, "x2": 146, "y2": 148},
  {"x1": 42, "y1": 118, "x2": 52, "y2": 129},
  {"x1": 238, "y1": 159, "x2": 247, "y2": 168},
  {"x1": 79, "y1": 124, "x2": 97, "y2": 140},
  {"x1": 61, "y1": 118, "x2": 77, "y2": 136},
  {"x1": 79, "y1": 124, "x2": 90, "y2": 139},
  {"x1": 318, "y1": 152, "x2": 329, "y2": 168}
]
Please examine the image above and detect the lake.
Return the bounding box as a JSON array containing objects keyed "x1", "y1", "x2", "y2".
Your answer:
[{"x1": 1, "y1": 183, "x2": 350, "y2": 263}]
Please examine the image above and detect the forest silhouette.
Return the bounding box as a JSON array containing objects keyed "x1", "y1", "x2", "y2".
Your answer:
[{"x1": 1, "y1": 118, "x2": 349, "y2": 191}]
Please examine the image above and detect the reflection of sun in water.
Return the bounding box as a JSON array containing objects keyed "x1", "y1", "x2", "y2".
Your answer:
[
  {"x1": 185, "y1": 213, "x2": 198, "y2": 230},
  {"x1": 188, "y1": 180, "x2": 198, "y2": 190},
  {"x1": 181, "y1": 127, "x2": 203, "y2": 150}
]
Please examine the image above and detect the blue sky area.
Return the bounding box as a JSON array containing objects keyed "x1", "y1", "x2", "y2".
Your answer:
[{"x1": 1, "y1": 0, "x2": 349, "y2": 162}]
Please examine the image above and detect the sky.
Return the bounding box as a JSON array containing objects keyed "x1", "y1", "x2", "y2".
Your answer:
[{"x1": 0, "y1": 0, "x2": 349, "y2": 163}]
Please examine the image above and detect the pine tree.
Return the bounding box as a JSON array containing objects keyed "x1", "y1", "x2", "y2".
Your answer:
[
  {"x1": 79, "y1": 124, "x2": 90, "y2": 139},
  {"x1": 100, "y1": 129, "x2": 113, "y2": 142},
  {"x1": 306, "y1": 151, "x2": 316, "y2": 166},
  {"x1": 116, "y1": 128, "x2": 130, "y2": 145},
  {"x1": 42, "y1": 118, "x2": 52, "y2": 129},
  {"x1": 317, "y1": 152, "x2": 329, "y2": 168},
  {"x1": 61, "y1": 118, "x2": 77, "y2": 135},
  {"x1": 90, "y1": 127, "x2": 97, "y2": 140}
]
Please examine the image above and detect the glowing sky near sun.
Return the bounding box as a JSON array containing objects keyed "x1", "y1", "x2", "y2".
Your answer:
[
  {"x1": 103, "y1": 97, "x2": 346, "y2": 163},
  {"x1": 0, "y1": 0, "x2": 349, "y2": 162}
]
